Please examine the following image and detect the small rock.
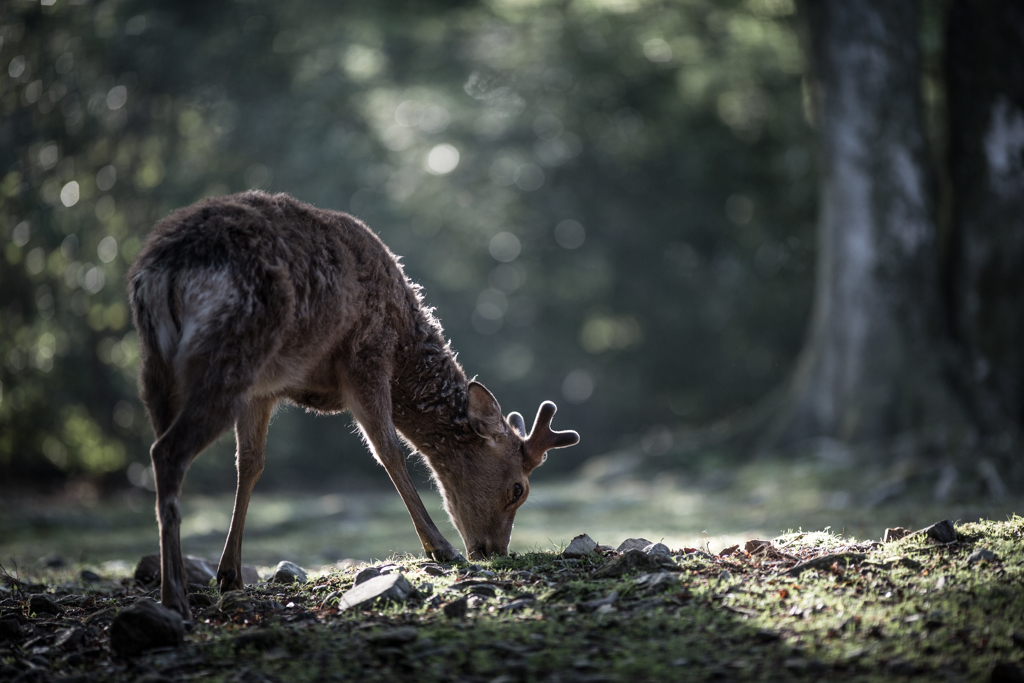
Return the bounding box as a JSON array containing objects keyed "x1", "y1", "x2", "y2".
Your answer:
[
  {"x1": 469, "y1": 584, "x2": 498, "y2": 598},
  {"x1": 54, "y1": 626, "x2": 84, "y2": 650},
  {"x1": 596, "y1": 545, "x2": 616, "y2": 554},
  {"x1": 217, "y1": 590, "x2": 254, "y2": 614},
  {"x1": 643, "y1": 543, "x2": 671, "y2": 556},
  {"x1": 593, "y1": 549, "x2": 675, "y2": 578},
  {"x1": 635, "y1": 572, "x2": 680, "y2": 592},
  {"x1": 719, "y1": 544, "x2": 740, "y2": 557},
  {"x1": 365, "y1": 626, "x2": 419, "y2": 646},
  {"x1": 562, "y1": 534, "x2": 598, "y2": 559},
  {"x1": 883, "y1": 527, "x2": 909, "y2": 543},
  {"x1": 354, "y1": 567, "x2": 382, "y2": 585},
  {"x1": 919, "y1": 520, "x2": 957, "y2": 544},
  {"x1": 443, "y1": 597, "x2": 469, "y2": 618},
  {"x1": 332, "y1": 573, "x2": 415, "y2": 611},
  {"x1": 40, "y1": 554, "x2": 66, "y2": 569},
  {"x1": 79, "y1": 569, "x2": 103, "y2": 583},
  {"x1": 271, "y1": 561, "x2": 308, "y2": 585},
  {"x1": 0, "y1": 618, "x2": 21, "y2": 641},
  {"x1": 967, "y1": 548, "x2": 996, "y2": 564},
  {"x1": 28, "y1": 594, "x2": 62, "y2": 616},
  {"x1": 109, "y1": 598, "x2": 184, "y2": 657},
  {"x1": 421, "y1": 564, "x2": 447, "y2": 577},
  {"x1": 616, "y1": 538, "x2": 653, "y2": 553}
]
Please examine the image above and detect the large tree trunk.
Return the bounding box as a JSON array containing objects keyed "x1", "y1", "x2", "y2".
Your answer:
[
  {"x1": 766, "y1": 0, "x2": 966, "y2": 446},
  {"x1": 946, "y1": 0, "x2": 1024, "y2": 437}
]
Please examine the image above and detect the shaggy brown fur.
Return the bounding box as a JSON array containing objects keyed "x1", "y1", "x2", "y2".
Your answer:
[{"x1": 128, "y1": 191, "x2": 578, "y2": 620}]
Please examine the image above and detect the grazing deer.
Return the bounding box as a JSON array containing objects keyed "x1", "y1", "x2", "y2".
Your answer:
[{"x1": 128, "y1": 191, "x2": 579, "y2": 620}]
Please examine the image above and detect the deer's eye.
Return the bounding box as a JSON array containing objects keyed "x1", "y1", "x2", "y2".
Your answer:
[{"x1": 512, "y1": 483, "x2": 524, "y2": 501}]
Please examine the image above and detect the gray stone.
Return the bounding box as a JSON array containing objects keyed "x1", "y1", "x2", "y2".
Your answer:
[
  {"x1": 635, "y1": 572, "x2": 681, "y2": 592},
  {"x1": 332, "y1": 573, "x2": 415, "y2": 611},
  {"x1": 643, "y1": 542, "x2": 671, "y2": 556},
  {"x1": 919, "y1": 520, "x2": 957, "y2": 544},
  {"x1": 54, "y1": 626, "x2": 84, "y2": 650},
  {"x1": 421, "y1": 564, "x2": 447, "y2": 577},
  {"x1": 616, "y1": 538, "x2": 653, "y2": 553},
  {"x1": 562, "y1": 534, "x2": 598, "y2": 559},
  {"x1": 271, "y1": 561, "x2": 308, "y2": 585},
  {"x1": 28, "y1": 594, "x2": 62, "y2": 616},
  {"x1": 967, "y1": 548, "x2": 996, "y2": 564},
  {"x1": 109, "y1": 598, "x2": 184, "y2": 657},
  {"x1": 134, "y1": 553, "x2": 260, "y2": 588},
  {"x1": 217, "y1": 590, "x2": 254, "y2": 615},
  {"x1": 443, "y1": 596, "x2": 469, "y2": 618},
  {"x1": 594, "y1": 549, "x2": 676, "y2": 578},
  {"x1": 354, "y1": 566, "x2": 381, "y2": 585}
]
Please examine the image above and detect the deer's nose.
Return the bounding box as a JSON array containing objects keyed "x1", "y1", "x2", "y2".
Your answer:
[{"x1": 468, "y1": 540, "x2": 509, "y2": 560}]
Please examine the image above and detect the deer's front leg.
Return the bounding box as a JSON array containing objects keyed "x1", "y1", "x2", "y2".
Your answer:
[
  {"x1": 353, "y1": 399, "x2": 464, "y2": 563},
  {"x1": 217, "y1": 397, "x2": 275, "y2": 592}
]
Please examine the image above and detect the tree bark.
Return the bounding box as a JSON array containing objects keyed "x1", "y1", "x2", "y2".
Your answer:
[
  {"x1": 766, "y1": 0, "x2": 965, "y2": 446},
  {"x1": 946, "y1": 0, "x2": 1024, "y2": 436}
]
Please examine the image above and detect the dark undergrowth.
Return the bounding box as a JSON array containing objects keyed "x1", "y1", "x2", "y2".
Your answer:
[{"x1": 1, "y1": 517, "x2": 1022, "y2": 682}]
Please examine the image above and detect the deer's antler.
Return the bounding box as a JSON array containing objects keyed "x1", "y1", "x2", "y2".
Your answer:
[{"x1": 524, "y1": 401, "x2": 579, "y2": 470}]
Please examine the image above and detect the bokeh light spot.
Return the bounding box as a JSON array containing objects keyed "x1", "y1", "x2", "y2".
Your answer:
[
  {"x1": 562, "y1": 369, "x2": 595, "y2": 404},
  {"x1": 426, "y1": 144, "x2": 460, "y2": 175},
  {"x1": 60, "y1": 181, "x2": 80, "y2": 207},
  {"x1": 489, "y1": 232, "x2": 521, "y2": 262}
]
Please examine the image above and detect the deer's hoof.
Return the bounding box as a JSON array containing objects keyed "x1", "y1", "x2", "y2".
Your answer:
[
  {"x1": 429, "y1": 544, "x2": 466, "y2": 564},
  {"x1": 217, "y1": 568, "x2": 242, "y2": 593}
]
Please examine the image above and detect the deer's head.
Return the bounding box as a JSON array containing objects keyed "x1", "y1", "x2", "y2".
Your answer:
[{"x1": 437, "y1": 382, "x2": 579, "y2": 560}]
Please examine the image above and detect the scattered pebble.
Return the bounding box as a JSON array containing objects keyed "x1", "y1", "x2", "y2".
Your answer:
[
  {"x1": 593, "y1": 549, "x2": 675, "y2": 579},
  {"x1": 271, "y1": 561, "x2": 308, "y2": 585},
  {"x1": 217, "y1": 590, "x2": 254, "y2": 615},
  {"x1": 40, "y1": 554, "x2": 66, "y2": 569},
  {"x1": 421, "y1": 564, "x2": 447, "y2": 577},
  {"x1": 443, "y1": 597, "x2": 469, "y2": 618},
  {"x1": 616, "y1": 538, "x2": 653, "y2": 553},
  {"x1": 109, "y1": 598, "x2": 184, "y2": 657},
  {"x1": 28, "y1": 594, "x2": 62, "y2": 616},
  {"x1": 578, "y1": 591, "x2": 618, "y2": 613},
  {"x1": 920, "y1": 520, "x2": 957, "y2": 544},
  {"x1": 967, "y1": 548, "x2": 996, "y2": 564},
  {"x1": 354, "y1": 567, "x2": 382, "y2": 585},
  {"x1": 643, "y1": 543, "x2": 670, "y2": 556},
  {"x1": 54, "y1": 625, "x2": 85, "y2": 649},
  {"x1": 562, "y1": 534, "x2": 598, "y2": 559},
  {"x1": 331, "y1": 573, "x2": 415, "y2": 611}
]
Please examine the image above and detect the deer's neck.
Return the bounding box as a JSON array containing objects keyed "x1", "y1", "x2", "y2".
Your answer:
[{"x1": 391, "y1": 311, "x2": 474, "y2": 467}]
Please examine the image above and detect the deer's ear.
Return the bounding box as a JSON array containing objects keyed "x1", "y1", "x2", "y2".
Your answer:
[{"x1": 467, "y1": 381, "x2": 504, "y2": 439}]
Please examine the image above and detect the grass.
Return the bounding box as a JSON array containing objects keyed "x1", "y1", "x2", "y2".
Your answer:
[
  {"x1": 0, "y1": 517, "x2": 1022, "y2": 681},
  {"x1": 1, "y1": 453, "x2": 1022, "y2": 681}
]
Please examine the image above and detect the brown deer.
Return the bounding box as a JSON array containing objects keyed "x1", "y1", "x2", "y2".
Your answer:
[{"x1": 128, "y1": 190, "x2": 579, "y2": 620}]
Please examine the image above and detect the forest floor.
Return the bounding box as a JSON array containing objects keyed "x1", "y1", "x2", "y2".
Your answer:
[
  {"x1": 1, "y1": 452, "x2": 1023, "y2": 681},
  {"x1": 0, "y1": 517, "x2": 1022, "y2": 682}
]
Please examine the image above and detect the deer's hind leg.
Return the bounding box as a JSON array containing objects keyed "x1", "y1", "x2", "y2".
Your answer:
[
  {"x1": 149, "y1": 362, "x2": 252, "y2": 621},
  {"x1": 216, "y1": 396, "x2": 275, "y2": 592}
]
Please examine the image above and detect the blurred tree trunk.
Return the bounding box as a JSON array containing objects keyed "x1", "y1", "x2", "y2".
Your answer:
[
  {"x1": 945, "y1": 0, "x2": 1024, "y2": 437},
  {"x1": 765, "y1": 0, "x2": 966, "y2": 446}
]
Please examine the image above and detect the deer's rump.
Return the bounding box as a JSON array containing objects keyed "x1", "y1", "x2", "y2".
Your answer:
[{"x1": 127, "y1": 192, "x2": 399, "y2": 403}]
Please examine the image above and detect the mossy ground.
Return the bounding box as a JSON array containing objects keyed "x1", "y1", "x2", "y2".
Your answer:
[{"x1": 1, "y1": 517, "x2": 1022, "y2": 682}]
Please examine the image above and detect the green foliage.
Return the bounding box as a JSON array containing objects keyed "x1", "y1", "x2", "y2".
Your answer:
[{"x1": 0, "y1": 0, "x2": 816, "y2": 488}]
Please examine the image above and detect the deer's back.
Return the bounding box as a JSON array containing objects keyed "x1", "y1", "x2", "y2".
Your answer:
[{"x1": 129, "y1": 191, "x2": 418, "y2": 399}]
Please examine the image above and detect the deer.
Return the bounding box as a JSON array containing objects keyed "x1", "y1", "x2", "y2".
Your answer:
[{"x1": 127, "y1": 190, "x2": 579, "y2": 620}]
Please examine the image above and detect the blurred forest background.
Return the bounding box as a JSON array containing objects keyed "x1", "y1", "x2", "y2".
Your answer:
[{"x1": 1, "y1": 0, "x2": 1022, "y2": 515}]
